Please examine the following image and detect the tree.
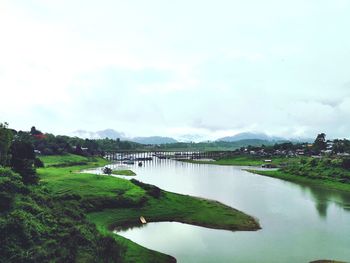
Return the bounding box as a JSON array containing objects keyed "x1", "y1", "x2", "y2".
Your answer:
[
  {"x1": 103, "y1": 167, "x2": 112, "y2": 175},
  {"x1": 10, "y1": 139, "x2": 38, "y2": 184},
  {"x1": 34, "y1": 158, "x2": 44, "y2": 168},
  {"x1": 341, "y1": 158, "x2": 350, "y2": 170},
  {"x1": 30, "y1": 126, "x2": 43, "y2": 136},
  {"x1": 313, "y1": 133, "x2": 326, "y2": 154},
  {"x1": 0, "y1": 122, "x2": 13, "y2": 166},
  {"x1": 0, "y1": 168, "x2": 27, "y2": 211}
]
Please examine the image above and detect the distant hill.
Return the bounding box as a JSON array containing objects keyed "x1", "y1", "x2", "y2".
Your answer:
[
  {"x1": 158, "y1": 139, "x2": 276, "y2": 151},
  {"x1": 71, "y1": 129, "x2": 311, "y2": 146},
  {"x1": 72, "y1": 129, "x2": 127, "y2": 140},
  {"x1": 131, "y1": 136, "x2": 178, "y2": 145},
  {"x1": 71, "y1": 129, "x2": 177, "y2": 145},
  {"x1": 217, "y1": 132, "x2": 285, "y2": 142}
]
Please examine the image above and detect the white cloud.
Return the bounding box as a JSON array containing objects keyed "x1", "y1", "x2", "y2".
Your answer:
[{"x1": 1, "y1": 0, "x2": 350, "y2": 139}]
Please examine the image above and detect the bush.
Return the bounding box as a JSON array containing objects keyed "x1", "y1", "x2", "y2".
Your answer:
[
  {"x1": 0, "y1": 173, "x2": 123, "y2": 262},
  {"x1": 103, "y1": 167, "x2": 112, "y2": 175},
  {"x1": 309, "y1": 158, "x2": 318, "y2": 167},
  {"x1": 341, "y1": 158, "x2": 350, "y2": 170},
  {"x1": 96, "y1": 236, "x2": 123, "y2": 262},
  {"x1": 331, "y1": 158, "x2": 342, "y2": 167},
  {"x1": 0, "y1": 168, "x2": 28, "y2": 212},
  {"x1": 10, "y1": 140, "x2": 38, "y2": 184},
  {"x1": 130, "y1": 179, "x2": 162, "y2": 198},
  {"x1": 34, "y1": 158, "x2": 44, "y2": 168}
]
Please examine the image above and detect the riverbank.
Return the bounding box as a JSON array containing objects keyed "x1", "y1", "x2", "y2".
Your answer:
[
  {"x1": 182, "y1": 155, "x2": 290, "y2": 166},
  {"x1": 246, "y1": 169, "x2": 350, "y2": 193},
  {"x1": 112, "y1": 169, "x2": 136, "y2": 176},
  {"x1": 183, "y1": 154, "x2": 350, "y2": 193},
  {"x1": 38, "y1": 154, "x2": 260, "y2": 262}
]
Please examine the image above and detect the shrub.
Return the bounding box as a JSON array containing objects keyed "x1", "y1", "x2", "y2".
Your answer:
[
  {"x1": 130, "y1": 179, "x2": 162, "y2": 198},
  {"x1": 309, "y1": 158, "x2": 318, "y2": 167},
  {"x1": 34, "y1": 158, "x2": 44, "y2": 168},
  {"x1": 103, "y1": 167, "x2": 112, "y2": 175},
  {"x1": 341, "y1": 158, "x2": 350, "y2": 170}
]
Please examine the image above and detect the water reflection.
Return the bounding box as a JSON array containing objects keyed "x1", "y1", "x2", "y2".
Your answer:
[
  {"x1": 87, "y1": 158, "x2": 350, "y2": 220},
  {"x1": 285, "y1": 179, "x2": 350, "y2": 219},
  {"x1": 87, "y1": 157, "x2": 350, "y2": 262}
]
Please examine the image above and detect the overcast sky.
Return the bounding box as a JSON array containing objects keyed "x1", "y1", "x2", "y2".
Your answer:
[{"x1": 1, "y1": 0, "x2": 350, "y2": 140}]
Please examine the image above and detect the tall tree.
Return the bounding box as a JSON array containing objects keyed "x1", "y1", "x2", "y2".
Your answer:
[
  {"x1": 0, "y1": 122, "x2": 13, "y2": 166},
  {"x1": 313, "y1": 133, "x2": 327, "y2": 153},
  {"x1": 10, "y1": 139, "x2": 38, "y2": 184},
  {"x1": 30, "y1": 126, "x2": 43, "y2": 136}
]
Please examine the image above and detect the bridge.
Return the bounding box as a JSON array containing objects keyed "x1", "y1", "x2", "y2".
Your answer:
[{"x1": 104, "y1": 151, "x2": 238, "y2": 162}]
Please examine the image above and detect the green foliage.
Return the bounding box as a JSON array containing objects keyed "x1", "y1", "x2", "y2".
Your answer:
[
  {"x1": 30, "y1": 126, "x2": 42, "y2": 136},
  {"x1": 185, "y1": 155, "x2": 288, "y2": 166},
  {"x1": 312, "y1": 133, "x2": 327, "y2": 154},
  {"x1": 0, "y1": 168, "x2": 28, "y2": 212},
  {"x1": 248, "y1": 169, "x2": 350, "y2": 192},
  {"x1": 37, "y1": 154, "x2": 259, "y2": 262},
  {"x1": 131, "y1": 179, "x2": 162, "y2": 198},
  {"x1": 34, "y1": 158, "x2": 44, "y2": 168},
  {"x1": 37, "y1": 156, "x2": 145, "y2": 206},
  {"x1": 10, "y1": 139, "x2": 38, "y2": 184},
  {"x1": 103, "y1": 167, "x2": 112, "y2": 175},
  {"x1": 281, "y1": 157, "x2": 350, "y2": 184},
  {"x1": 0, "y1": 167, "x2": 122, "y2": 262},
  {"x1": 111, "y1": 169, "x2": 136, "y2": 176},
  {"x1": 0, "y1": 122, "x2": 13, "y2": 166},
  {"x1": 39, "y1": 154, "x2": 89, "y2": 167},
  {"x1": 341, "y1": 158, "x2": 350, "y2": 170},
  {"x1": 309, "y1": 158, "x2": 318, "y2": 167}
]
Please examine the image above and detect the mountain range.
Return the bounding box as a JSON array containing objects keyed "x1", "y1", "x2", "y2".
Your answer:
[
  {"x1": 217, "y1": 132, "x2": 285, "y2": 142},
  {"x1": 71, "y1": 129, "x2": 178, "y2": 144},
  {"x1": 71, "y1": 129, "x2": 311, "y2": 144}
]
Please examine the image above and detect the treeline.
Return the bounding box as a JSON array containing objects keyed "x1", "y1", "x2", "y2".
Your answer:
[
  {"x1": 239, "y1": 133, "x2": 350, "y2": 156},
  {"x1": 159, "y1": 139, "x2": 277, "y2": 151},
  {"x1": 0, "y1": 123, "x2": 123, "y2": 262},
  {"x1": 3, "y1": 125, "x2": 284, "y2": 155},
  {"x1": 10, "y1": 126, "x2": 143, "y2": 156},
  {"x1": 281, "y1": 157, "x2": 350, "y2": 183}
]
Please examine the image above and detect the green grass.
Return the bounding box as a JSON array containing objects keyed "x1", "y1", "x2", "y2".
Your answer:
[
  {"x1": 38, "y1": 168, "x2": 144, "y2": 202},
  {"x1": 38, "y1": 155, "x2": 144, "y2": 202},
  {"x1": 112, "y1": 170, "x2": 136, "y2": 176},
  {"x1": 40, "y1": 154, "x2": 92, "y2": 167},
  {"x1": 183, "y1": 155, "x2": 291, "y2": 166},
  {"x1": 88, "y1": 190, "x2": 259, "y2": 263},
  {"x1": 245, "y1": 157, "x2": 350, "y2": 193},
  {"x1": 88, "y1": 191, "x2": 259, "y2": 263},
  {"x1": 88, "y1": 191, "x2": 260, "y2": 232},
  {"x1": 246, "y1": 169, "x2": 350, "y2": 193},
  {"x1": 38, "y1": 154, "x2": 260, "y2": 262}
]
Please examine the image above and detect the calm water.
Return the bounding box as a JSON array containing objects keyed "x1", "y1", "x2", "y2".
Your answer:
[{"x1": 97, "y1": 159, "x2": 350, "y2": 262}]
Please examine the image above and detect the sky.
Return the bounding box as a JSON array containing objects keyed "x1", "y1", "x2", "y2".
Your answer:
[{"x1": 1, "y1": 0, "x2": 350, "y2": 141}]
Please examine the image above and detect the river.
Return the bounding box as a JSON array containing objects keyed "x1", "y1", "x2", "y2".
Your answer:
[{"x1": 91, "y1": 158, "x2": 350, "y2": 262}]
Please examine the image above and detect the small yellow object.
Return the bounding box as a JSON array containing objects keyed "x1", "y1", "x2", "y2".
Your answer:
[{"x1": 140, "y1": 216, "x2": 147, "y2": 224}]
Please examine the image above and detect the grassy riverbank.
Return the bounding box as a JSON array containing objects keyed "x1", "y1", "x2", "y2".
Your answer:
[
  {"x1": 183, "y1": 155, "x2": 290, "y2": 166},
  {"x1": 186, "y1": 154, "x2": 350, "y2": 192},
  {"x1": 88, "y1": 191, "x2": 259, "y2": 263},
  {"x1": 88, "y1": 191, "x2": 259, "y2": 232},
  {"x1": 246, "y1": 169, "x2": 350, "y2": 193},
  {"x1": 112, "y1": 169, "x2": 136, "y2": 176},
  {"x1": 38, "y1": 154, "x2": 260, "y2": 262},
  {"x1": 246, "y1": 156, "x2": 350, "y2": 192}
]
